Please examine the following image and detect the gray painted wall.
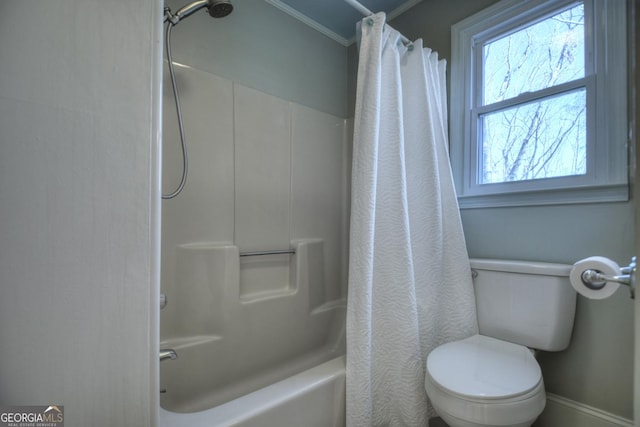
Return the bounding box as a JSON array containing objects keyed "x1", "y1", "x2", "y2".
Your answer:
[
  {"x1": 0, "y1": 0, "x2": 161, "y2": 425},
  {"x1": 164, "y1": 0, "x2": 349, "y2": 118},
  {"x1": 387, "y1": 0, "x2": 635, "y2": 419}
]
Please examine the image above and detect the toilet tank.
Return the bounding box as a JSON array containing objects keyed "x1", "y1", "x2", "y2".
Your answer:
[{"x1": 471, "y1": 258, "x2": 577, "y2": 352}]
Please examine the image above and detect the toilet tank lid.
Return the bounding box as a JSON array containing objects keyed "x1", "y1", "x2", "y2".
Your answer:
[
  {"x1": 470, "y1": 258, "x2": 571, "y2": 277},
  {"x1": 427, "y1": 335, "x2": 542, "y2": 399}
]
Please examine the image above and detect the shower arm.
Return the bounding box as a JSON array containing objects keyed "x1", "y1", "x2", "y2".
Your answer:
[
  {"x1": 163, "y1": 7, "x2": 179, "y2": 24},
  {"x1": 164, "y1": 0, "x2": 228, "y2": 25},
  {"x1": 164, "y1": 3, "x2": 207, "y2": 25}
]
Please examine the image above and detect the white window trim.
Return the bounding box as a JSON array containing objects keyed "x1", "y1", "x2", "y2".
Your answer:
[{"x1": 450, "y1": 0, "x2": 628, "y2": 209}]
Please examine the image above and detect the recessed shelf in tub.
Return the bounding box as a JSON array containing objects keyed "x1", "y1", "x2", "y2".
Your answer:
[{"x1": 239, "y1": 251, "x2": 295, "y2": 301}]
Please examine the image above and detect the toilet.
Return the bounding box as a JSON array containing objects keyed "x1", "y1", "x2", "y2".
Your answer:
[{"x1": 425, "y1": 259, "x2": 577, "y2": 427}]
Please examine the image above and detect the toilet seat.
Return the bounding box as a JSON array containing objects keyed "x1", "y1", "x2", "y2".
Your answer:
[
  {"x1": 425, "y1": 335, "x2": 546, "y2": 427},
  {"x1": 427, "y1": 334, "x2": 541, "y2": 400}
]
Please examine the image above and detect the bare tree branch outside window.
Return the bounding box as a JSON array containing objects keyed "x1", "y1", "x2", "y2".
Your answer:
[{"x1": 480, "y1": 4, "x2": 585, "y2": 184}]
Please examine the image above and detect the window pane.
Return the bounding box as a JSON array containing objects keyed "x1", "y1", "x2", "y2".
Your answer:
[
  {"x1": 480, "y1": 88, "x2": 586, "y2": 184},
  {"x1": 482, "y1": 3, "x2": 584, "y2": 105}
]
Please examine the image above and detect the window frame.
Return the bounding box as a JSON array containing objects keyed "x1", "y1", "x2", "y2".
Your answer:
[{"x1": 450, "y1": 0, "x2": 628, "y2": 208}]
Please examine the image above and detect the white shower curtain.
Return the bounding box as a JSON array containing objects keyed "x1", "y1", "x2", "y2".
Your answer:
[{"x1": 346, "y1": 13, "x2": 478, "y2": 427}]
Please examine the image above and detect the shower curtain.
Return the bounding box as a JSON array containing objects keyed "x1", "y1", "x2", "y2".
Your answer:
[{"x1": 346, "y1": 13, "x2": 478, "y2": 427}]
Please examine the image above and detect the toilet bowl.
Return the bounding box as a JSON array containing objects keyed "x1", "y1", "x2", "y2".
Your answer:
[
  {"x1": 425, "y1": 335, "x2": 545, "y2": 427},
  {"x1": 424, "y1": 259, "x2": 576, "y2": 427}
]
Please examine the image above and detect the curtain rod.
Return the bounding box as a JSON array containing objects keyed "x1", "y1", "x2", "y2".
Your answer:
[
  {"x1": 343, "y1": 0, "x2": 373, "y2": 16},
  {"x1": 343, "y1": 0, "x2": 414, "y2": 49}
]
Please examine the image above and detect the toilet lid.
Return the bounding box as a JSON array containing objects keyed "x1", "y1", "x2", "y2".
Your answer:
[{"x1": 427, "y1": 335, "x2": 542, "y2": 399}]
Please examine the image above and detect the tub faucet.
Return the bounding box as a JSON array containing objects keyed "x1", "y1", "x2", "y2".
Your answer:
[{"x1": 160, "y1": 349, "x2": 178, "y2": 362}]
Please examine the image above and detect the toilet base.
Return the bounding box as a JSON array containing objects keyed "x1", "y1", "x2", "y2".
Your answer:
[{"x1": 432, "y1": 403, "x2": 534, "y2": 427}]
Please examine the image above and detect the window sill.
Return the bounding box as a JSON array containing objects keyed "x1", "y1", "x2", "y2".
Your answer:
[{"x1": 457, "y1": 183, "x2": 629, "y2": 209}]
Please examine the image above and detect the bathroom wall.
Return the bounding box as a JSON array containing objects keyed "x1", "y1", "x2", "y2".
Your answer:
[
  {"x1": 386, "y1": 0, "x2": 635, "y2": 420},
  {"x1": 164, "y1": 0, "x2": 349, "y2": 118},
  {"x1": 0, "y1": 0, "x2": 161, "y2": 426}
]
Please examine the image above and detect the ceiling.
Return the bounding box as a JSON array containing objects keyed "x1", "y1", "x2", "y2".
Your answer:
[{"x1": 264, "y1": 0, "x2": 423, "y2": 46}]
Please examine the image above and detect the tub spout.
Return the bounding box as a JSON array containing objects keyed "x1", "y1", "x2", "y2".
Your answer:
[{"x1": 160, "y1": 349, "x2": 178, "y2": 362}]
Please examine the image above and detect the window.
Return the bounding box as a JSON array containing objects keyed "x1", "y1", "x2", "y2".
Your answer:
[{"x1": 450, "y1": 0, "x2": 627, "y2": 208}]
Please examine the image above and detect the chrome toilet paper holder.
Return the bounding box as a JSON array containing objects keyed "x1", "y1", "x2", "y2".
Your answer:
[{"x1": 580, "y1": 256, "x2": 636, "y2": 299}]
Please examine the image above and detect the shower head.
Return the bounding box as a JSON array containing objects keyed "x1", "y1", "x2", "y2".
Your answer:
[
  {"x1": 172, "y1": 0, "x2": 233, "y2": 22},
  {"x1": 208, "y1": 0, "x2": 233, "y2": 18}
]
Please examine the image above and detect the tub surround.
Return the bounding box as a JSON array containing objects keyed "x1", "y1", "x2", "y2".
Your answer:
[{"x1": 161, "y1": 63, "x2": 349, "y2": 413}]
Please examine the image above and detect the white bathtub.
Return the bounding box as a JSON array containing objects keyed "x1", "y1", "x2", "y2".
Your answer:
[{"x1": 159, "y1": 356, "x2": 346, "y2": 427}]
